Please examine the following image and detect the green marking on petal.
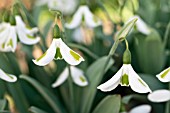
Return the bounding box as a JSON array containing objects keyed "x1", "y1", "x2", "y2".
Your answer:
[
  {"x1": 138, "y1": 79, "x2": 146, "y2": 87},
  {"x1": 161, "y1": 68, "x2": 170, "y2": 78},
  {"x1": 6, "y1": 73, "x2": 14, "y2": 79},
  {"x1": 93, "y1": 16, "x2": 98, "y2": 23},
  {"x1": 27, "y1": 34, "x2": 35, "y2": 39},
  {"x1": 7, "y1": 38, "x2": 13, "y2": 47},
  {"x1": 121, "y1": 74, "x2": 129, "y2": 86},
  {"x1": 79, "y1": 76, "x2": 86, "y2": 82},
  {"x1": 70, "y1": 50, "x2": 81, "y2": 61},
  {"x1": 2, "y1": 43, "x2": 5, "y2": 49},
  {"x1": 55, "y1": 48, "x2": 62, "y2": 59},
  {"x1": 36, "y1": 52, "x2": 47, "y2": 62}
]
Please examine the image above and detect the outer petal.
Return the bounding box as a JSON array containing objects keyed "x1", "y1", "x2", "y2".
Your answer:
[
  {"x1": 0, "y1": 69, "x2": 17, "y2": 82},
  {"x1": 148, "y1": 89, "x2": 170, "y2": 103},
  {"x1": 4, "y1": 26, "x2": 17, "y2": 52},
  {"x1": 33, "y1": 39, "x2": 57, "y2": 66},
  {"x1": 65, "y1": 6, "x2": 83, "y2": 29},
  {"x1": 156, "y1": 67, "x2": 170, "y2": 82},
  {"x1": 0, "y1": 23, "x2": 10, "y2": 43},
  {"x1": 134, "y1": 16, "x2": 150, "y2": 35},
  {"x1": 15, "y1": 16, "x2": 25, "y2": 28},
  {"x1": 59, "y1": 38, "x2": 84, "y2": 65},
  {"x1": 52, "y1": 67, "x2": 69, "y2": 88},
  {"x1": 97, "y1": 66, "x2": 123, "y2": 92},
  {"x1": 129, "y1": 105, "x2": 151, "y2": 113},
  {"x1": 84, "y1": 6, "x2": 102, "y2": 28},
  {"x1": 128, "y1": 64, "x2": 152, "y2": 93},
  {"x1": 70, "y1": 66, "x2": 88, "y2": 86}
]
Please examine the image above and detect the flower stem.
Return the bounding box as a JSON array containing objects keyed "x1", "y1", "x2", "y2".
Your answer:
[{"x1": 68, "y1": 65, "x2": 75, "y2": 113}]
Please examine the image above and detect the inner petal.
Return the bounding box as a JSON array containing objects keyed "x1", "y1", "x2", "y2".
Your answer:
[
  {"x1": 121, "y1": 74, "x2": 129, "y2": 86},
  {"x1": 54, "y1": 47, "x2": 63, "y2": 60}
]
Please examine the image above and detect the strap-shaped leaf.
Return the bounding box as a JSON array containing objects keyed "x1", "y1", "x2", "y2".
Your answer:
[
  {"x1": 0, "y1": 99, "x2": 7, "y2": 110},
  {"x1": 29, "y1": 106, "x2": 48, "y2": 113}
]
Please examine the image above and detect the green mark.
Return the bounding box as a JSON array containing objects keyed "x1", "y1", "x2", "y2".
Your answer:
[
  {"x1": 138, "y1": 79, "x2": 146, "y2": 87},
  {"x1": 6, "y1": 73, "x2": 14, "y2": 79},
  {"x1": 27, "y1": 34, "x2": 35, "y2": 39},
  {"x1": 7, "y1": 38, "x2": 13, "y2": 47},
  {"x1": 55, "y1": 48, "x2": 62, "y2": 59},
  {"x1": 93, "y1": 16, "x2": 98, "y2": 23},
  {"x1": 36, "y1": 52, "x2": 47, "y2": 61},
  {"x1": 79, "y1": 76, "x2": 86, "y2": 82},
  {"x1": 70, "y1": 50, "x2": 80, "y2": 61},
  {"x1": 161, "y1": 68, "x2": 170, "y2": 78},
  {"x1": 2, "y1": 43, "x2": 5, "y2": 48},
  {"x1": 121, "y1": 74, "x2": 129, "y2": 86}
]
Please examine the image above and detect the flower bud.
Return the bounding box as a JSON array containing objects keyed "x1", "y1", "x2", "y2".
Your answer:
[{"x1": 123, "y1": 49, "x2": 131, "y2": 64}]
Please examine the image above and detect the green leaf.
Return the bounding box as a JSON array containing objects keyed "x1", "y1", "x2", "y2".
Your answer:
[
  {"x1": 29, "y1": 106, "x2": 48, "y2": 113},
  {"x1": 92, "y1": 95, "x2": 121, "y2": 113},
  {"x1": 80, "y1": 56, "x2": 114, "y2": 113},
  {"x1": 0, "y1": 99, "x2": 7, "y2": 110},
  {"x1": 20, "y1": 75, "x2": 65, "y2": 113}
]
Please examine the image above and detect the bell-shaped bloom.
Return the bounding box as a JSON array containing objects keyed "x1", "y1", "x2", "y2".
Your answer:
[
  {"x1": 156, "y1": 67, "x2": 170, "y2": 82},
  {"x1": 0, "y1": 68, "x2": 17, "y2": 82},
  {"x1": 65, "y1": 5, "x2": 102, "y2": 29},
  {"x1": 33, "y1": 38, "x2": 84, "y2": 66},
  {"x1": 52, "y1": 66, "x2": 88, "y2": 87},
  {"x1": 128, "y1": 15, "x2": 151, "y2": 35},
  {"x1": 36, "y1": 0, "x2": 78, "y2": 15},
  {"x1": 121, "y1": 104, "x2": 151, "y2": 113},
  {"x1": 0, "y1": 16, "x2": 40, "y2": 52},
  {"x1": 97, "y1": 64, "x2": 151, "y2": 93},
  {"x1": 148, "y1": 89, "x2": 170, "y2": 103}
]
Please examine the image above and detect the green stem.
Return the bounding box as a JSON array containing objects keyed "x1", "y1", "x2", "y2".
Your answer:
[
  {"x1": 109, "y1": 40, "x2": 120, "y2": 56},
  {"x1": 68, "y1": 43, "x2": 99, "y2": 59},
  {"x1": 68, "y1": 65, "x2": 75, "y2": 113},
  {"x1": 163, "y1": 21, "x2": 170, "y2": 48}
]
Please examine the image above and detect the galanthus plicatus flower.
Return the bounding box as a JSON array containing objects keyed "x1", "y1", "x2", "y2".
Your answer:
[
  {"x1": 148, "y1": 89, "x2": 170, "y2": 103},
  {"x1": 129, "y1": 15, "x2": 151, "y2": 35},
  {"x1": 0, "y1": 68, "x2": 17, "y2": 82},
  {"x1": 121, "y1": 104, "x2": 151, "y2": 113},
  {"x1": 65, "y1": 5, "x2": 102, "y2": 29},
  {"x1": 33, "y1": 25, "x2": 84, "y2": 66},
  {"x1": 156, "y1": 67, "x2": 170, "y2": 82},
  {"x1": 0, "y1": 15, "x2": 40, "y2": 52},
  {"x1": 36, "y1": 0, "x2": 78, "y2": 15},
  {"x1": 97, "y1": 48, "x2": 151, "y2": 93},
  {"x1": 52, "y1": 66, "x2": 88, "y2": 87}
]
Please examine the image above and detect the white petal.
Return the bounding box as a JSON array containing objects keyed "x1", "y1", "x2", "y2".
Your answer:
[
  {"x1": 84, "y1": 6, "x2": 102, "y2": 28},
  {"x1": 97, "y1": 66, "x2": 123, "y2": 92},
  {"x1": 4, "y1": 26, "x2": 17, "y2": 52},
  {"x1": 72, "y1": 27, "x2": 84, "y2": 43},
  {"x1": 148, "y1": 89, "x2": 170, "y2": 103},
  {"x1": 129, "y1": 104, "x2": 151, "y2": 113},
  {"x1": 15, "y1": 16, "x2": 26, "y2": 28},
  {"x1": 0, "y1": 69, "x2": 17, "y2": 82},
  {"x1": 156, "y1": 67, "x2": 170, "y2": 82},
  {"x1": 59, "y1": 38, "x2": 84, "y2": 65},
  {"x1": 52, "y1": 67, "x2": 69, "y2": 87},
  {"x1": 0, "y1": 23, "x2": 10, "y2": 44},
  {"x1": 65, "y1": 6, "x2": 83, "y2": 29},
  {"x1": 70, "y1": 66, "x2": 88, "y2": 86},
  {"x1": 134, "y1": 15, "x2": 151, "y2": 35},
  {"x1": 128, "y1": 64, "x2": 152, "y2": 93},
  {"x1": 33, "y1": 39, "x2": 57, "y2": 66}
]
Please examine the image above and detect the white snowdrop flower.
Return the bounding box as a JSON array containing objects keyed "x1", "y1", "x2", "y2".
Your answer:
[
  {"x1": 0, "y1": 68, "x2": 17, "y2": 82},
  {"x1": 148, "y1": 89, "x2": 170, "y2": 103},
  {"x1": 156, "y1": 67, "x2": 170, "y2": 82},
  {"x1": 33, "y1": 25, "x2": 84, "y2": 66},
  {"x1": 52, "y1": 66, "x2": 88, "y2": 87},
  {"x1": 65, "y1": 5, "x2": 102, "y2": 29}
]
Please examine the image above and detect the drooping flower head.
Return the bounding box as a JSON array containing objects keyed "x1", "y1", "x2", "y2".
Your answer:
[
  {"x1": 52, "y1": 66, "x2": 88, "y2": 87},
  {"x1": 65, "y1": 5, "x2": 102, "y2": 29},
  {"x1": 33, "y1": 24, "x2": 84, "y2": 66},
  {"x1": 97, "y1": 40, "x2": 151, "y2": 93}
]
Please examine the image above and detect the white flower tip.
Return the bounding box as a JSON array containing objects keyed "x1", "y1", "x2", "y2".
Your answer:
[
  {"x1": 148, "y1": 89, "x2": 170, "y2": 103},
  {"x1": 32, "y1": 59, "x2": 46, "y2": 66},
  {"x1": 97, "y1": 85, "x2": 111, "y2": 92},
  {"x1": 129, "y1": 104, "x2": 151, "y2": 113}
]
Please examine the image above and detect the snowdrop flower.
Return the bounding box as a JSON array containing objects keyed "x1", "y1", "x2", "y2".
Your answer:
[
  {"x1": 36, "y1": 0, "x2": 78, "y2": 15},
  {"x1": 156, "y1": 67, "x2": 170, "y2": 82},
  {"x1": 121, "y1": 104, "x2": 151, "y2": 113},
  {"x1": 33, "y1": 25, "x2": 84, "y2": 66},
  {"x1": 0, "y1": 68, "x2": 17, "y2": 82},
  {"x1": 148, "y1": 89, "x2": 170, "y2": 102},
  {"x1": 52, "y1": 66, "x2": 88, "y2": 87},
  {"x1": 128, "y1": 15, "x2": 151, "y2": 35},
  {"x1": 65, "y1": 5, "x2": 102, "y2": 29},
  {"x1": 0, "y1": 14, "x2": 40, "y2": 52},
  {"x1": 97, "y1": 44, "x2": 151, "y2": 93}
]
